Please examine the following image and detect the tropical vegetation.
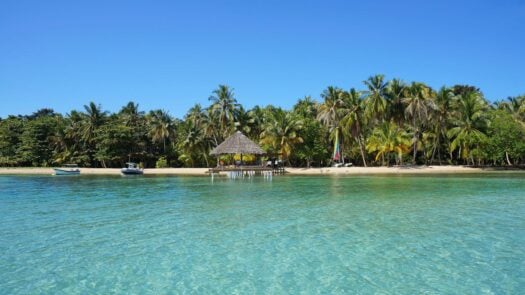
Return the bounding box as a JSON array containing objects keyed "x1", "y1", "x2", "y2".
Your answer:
[{"x1": 1, "y1": 76, "x2": 524, "y2": 167}]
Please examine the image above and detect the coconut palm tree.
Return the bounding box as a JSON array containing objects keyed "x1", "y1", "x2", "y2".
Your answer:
[
  {"x1": 364, "y1": 74, "x2": 389, "y2": 122},
  {"x1": 178, "y1": 121, "x2": 208, "y2": 167},
  {"x1": 293, "y1": 96, "x2": 318, "y2": 119},
  {"x1": 340, "y1": 88, "x2": 368, "y2": 166},
  {"x1": 386, "y1": 78, "x2": 407, "y2": 126},
  {"x1": 260, "y1": 109, "x2": 303, "y2": 164},
  {"x1": 208, "y1": 85, "x2": 239, "y2": 140},
  {"x1": 447, "y1": 91, "x2": 489, "y2": 164},
  {"x1": 245, "y1": 105, "x2": 267, "y2": 141},
  {"x1": 81, "y1": 102, "x2": 107, "y2": 166},
  {"x1": 186, "y1": 104, "x2": 208, "y2": 127},
  {"x1": 366, "y1": 121, "x2": 411, "y2": 166},
  {"x1": 148, "y1": 109, "x2": 175, "y2": 153},
  {"x1": 234, "y1": 106, "x2": 256, "y2": 137},
  {"x1": 317, "y1": 87, "x2": 344, "y2": 127},
  {"x1": 81, "y1": 102, "x2": 106, "y2": 144},
  {"x1": 119, "y1": 102, "x2": 144, "y2": 127},
  {"x1": 119, "y1": 102, "x2": 146, "y2": 156},
  {"x1": 497, "y1": 96, "x2": 525, "y2": 125},
  {"x1": 429, "y1": 87, "x2": 455, "y2": 164},
  {"x1": 317, "y1": 86, "x2": 345, "y2": 161},
  {"x1": 403, "y1": 82, "x2": 436, "y2": 164}
]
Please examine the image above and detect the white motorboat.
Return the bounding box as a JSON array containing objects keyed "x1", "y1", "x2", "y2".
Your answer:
[
  {"x1": 121, "y1": 162, "x2": 143, "y2": 175},
  {"x1": 53, "y1": 164, "x2": 80, "y2": 175}
]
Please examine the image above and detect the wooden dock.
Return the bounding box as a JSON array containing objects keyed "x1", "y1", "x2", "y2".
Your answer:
[{"x1": 208, "y1": 166, "x2": 285, "y2": 175}]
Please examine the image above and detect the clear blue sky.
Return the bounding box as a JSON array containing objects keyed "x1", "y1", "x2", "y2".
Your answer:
[{"x1": 1, "y1": 0, "x2": 524, "y2": 118}]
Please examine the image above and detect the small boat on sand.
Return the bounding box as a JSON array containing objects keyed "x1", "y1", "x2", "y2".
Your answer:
[
  {"x1": 53, "y1": 164, "x2": 80, "y2": 175},
  {"x1": 121, "y1": 162, "x2": 143, "y2": 175}
]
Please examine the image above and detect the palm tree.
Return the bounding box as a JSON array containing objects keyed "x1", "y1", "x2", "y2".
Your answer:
[
  {"x1": 317, "y1": 87, "x2": 344, "y2": 127},
  {"x1": 366, "y1": 121, "x2": 411, "y2": 166},
  {"x1": 81, "y1": 102, "x2": 106, "y2": 144},
  {"x1": 430, "y1": 87, "x2": 454, "y2": 164},
  {"x1": 340, "y1": 88, "x2": 368, "y2": 166},
  {"x1": 119, "y1": 102, "x2": 146, "y2": 157},
  {"x1": 497, "y1": 96, "x2": 525, "y2": 125},
  {"x1": 317, "y1": 86, "x2": 345, "y2": 161},
  {"x1": 364, "y1": 74, "x2": 389, "y2": 121},
  {"x1": 148, "y1": 109, "x2": 175, "y2": 153},
  {"x1": 186, "y1": 104, "x2": 208, "y2": 127},
  {"x1": 293, "y1": 96, "x2": 318, "y2": 119},
  {"x1": 260, "y1": 109, "x2": 303, "y2": 164},
  {"x1": 208, "y1": 85, "x2": 239, "y2": 140},
  {"x1": 178, "y1": 121, "x2": 208, "y2": 167},
  {"x1": 403, "y1": 82, "x2": 435, "y2": 164},
  {"x1": 447, "y1": 91, "x2": 488, "y2": 164},
  {"x1": 245, "y1": 105, "x2": 267, "y2": 141},
  {"x1": 81, "y1": 102, "x2": 107, "y2": 166},
  {"x1": 386, "y1": 78, "x2": 407, "y2": 126},
  {"x1": 119, "y1": 102, "x2": 144, "y2": 127}
]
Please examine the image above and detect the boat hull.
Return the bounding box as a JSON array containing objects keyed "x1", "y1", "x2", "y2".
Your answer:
[
  {"x1": 53, "y1": 168, "x2": 80, "y2": 175},
  {"x1": 121, "y1": 168, "x2": 144, "y2": 175}
]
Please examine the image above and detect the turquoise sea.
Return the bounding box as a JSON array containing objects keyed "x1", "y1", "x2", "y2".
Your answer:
[{"x1": 1, "y1": 174, "x2": 524, "y2": 294}]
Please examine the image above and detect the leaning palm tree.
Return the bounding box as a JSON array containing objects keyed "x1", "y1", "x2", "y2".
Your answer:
[
  {"x1": 208, "y1": 85, "x2": 239, "y2": 140},
  {"x1": 148, "y1": 109, "x2": 175, "y2": 153},
  {"x1": 403, "y1": 82, "x2": 436, "y2": 164},
  {"x1": 339, "y1": 88, "x2": 368, "y2": 166},
  {"x1": 366, "y1": 121, "x2": 411, "y2": 166},
  {"x1": 364, "y1": 74, "x2": 389, "y2": 122},
  {"x1": 260, "y1": 109, "x2": 303, "y2": 164},
  {"x1": 447, "y1": 91, "x2": 488, "y2": 164}
]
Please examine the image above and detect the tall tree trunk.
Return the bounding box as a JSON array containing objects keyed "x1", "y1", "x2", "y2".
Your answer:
[
  {"x1": 430, "y1": 144, "x2": 437, "y2": 165},
  {"x1": 505, "y1": 152, "x2": 512, "y2": 166},
  {"x1": 203, "y1": 152, "x2": 209, "y2": 168},
  {"x1": 412, "y1": 137, "x2": 417, "y2": 164},
  {"x1": 358, "y1": 136, "x2": 367, "y2": 167},
  {"x1": 412, "y1": 117, "x2": 417, "y2": 164}
]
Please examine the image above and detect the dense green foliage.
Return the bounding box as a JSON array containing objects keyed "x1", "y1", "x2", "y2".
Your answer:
[{"x1": 1, "y1": 76, "x2": 524, "y2": 167}]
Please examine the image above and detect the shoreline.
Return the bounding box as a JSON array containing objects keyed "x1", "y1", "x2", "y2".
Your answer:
[{"x1": 0, "y1": 166, "x2": 523, "y2": 176}]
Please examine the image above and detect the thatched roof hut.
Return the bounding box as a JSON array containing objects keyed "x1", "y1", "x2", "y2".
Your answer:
[{"x1": 210, "y1": 131, "x2": 265, "y2": 155}]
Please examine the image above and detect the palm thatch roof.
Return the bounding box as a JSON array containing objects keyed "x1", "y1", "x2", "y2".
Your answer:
[{"x1": 210, "y1": 131, "x2": 266, "y2": 155}]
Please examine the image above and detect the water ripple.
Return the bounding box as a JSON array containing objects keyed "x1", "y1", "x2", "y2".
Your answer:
[{"x1": 1, "y1": 174, "x2": 524, "y2": 293}]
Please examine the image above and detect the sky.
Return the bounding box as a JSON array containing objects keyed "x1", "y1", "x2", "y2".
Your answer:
[{"x1": 1, "y1": 0, "x2": 524, "y2": 119}]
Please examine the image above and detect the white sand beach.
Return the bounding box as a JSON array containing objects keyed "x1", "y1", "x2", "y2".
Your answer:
[
  {"x1": 285, "y1": 165, "x2": 504, "y2": 175},
  {"x1": 0, "y1": 165, "x2": 519, "y2": 176}
]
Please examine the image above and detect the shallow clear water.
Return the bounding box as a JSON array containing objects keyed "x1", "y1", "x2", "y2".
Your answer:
[{"x1": 1, "y1": 174, "x2": 524, "y2": 294}]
